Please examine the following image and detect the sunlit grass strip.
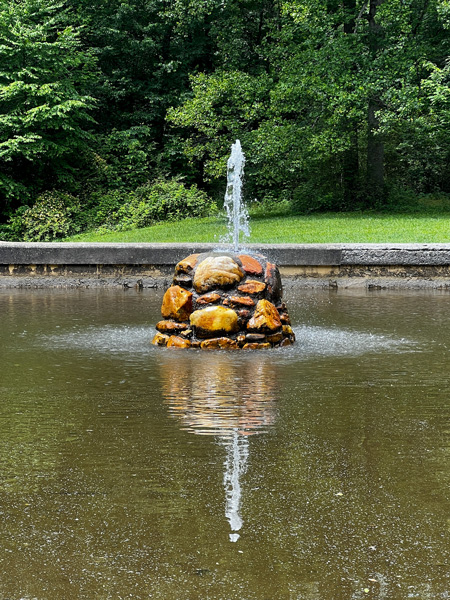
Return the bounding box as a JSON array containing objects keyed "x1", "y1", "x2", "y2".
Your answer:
[{"x1": 66, "y1": 212, "x2": 450, "y2": 244}]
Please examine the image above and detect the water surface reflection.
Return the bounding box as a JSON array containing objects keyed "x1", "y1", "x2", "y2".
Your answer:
[
  {"x1": 160, "y1": 352, "x2": 279, "y2": 541},
  {"x1": 1, "y1": 288, "x2": 450, "y2": 599}
]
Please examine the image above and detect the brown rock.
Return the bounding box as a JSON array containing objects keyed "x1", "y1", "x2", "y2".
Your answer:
[
  {"x1": 152, "y1": 332, "x2": 169, "y2": 346},
  {"x1": 279, "y1": 337, "x2": 293, "y2": 347},
  {"x1": 238, "y1": 280, "x2": 266, "y2": 295},
  {"x1": 161, "y1": 285, "x2": 193, "y2": 321},
  {"x1": 196, "y1": 292, "x2": 221, "y2": 306},
  {"x1": 247, "y1": 299, "x2": 282, "y2": 333},
  {"x1": 282, "y1": 325, "x2": 294, "y2": 336},
  {"x1": 237, "y1": 309, "x2": 251, "y2": 319},
  {"x1": 167, "y1": 335, "x2": 191, "y2": 349},
  {"x1": 172, "y1": 274, "x2": 193, "y2": 288},
  {"x1": 237, "y1": 334, "x2": 246, "y2": 346},
  {"x1": 229, "y1": 296, "x2": 255, "y2": 307},
  {"x1": 156, "y1": 320, "x2": 189, "y2": 334},
  {"x1": 193, "y1": 256, "x2": 244, "y2": 293},
  {"x1": 266, "y1": 332, "x2": 283, "y2": 344},
  {"x1": 243, "y1": 342, "x2": 271, "y2": 350},
  {"x1": 200, "y1": 337, "x2": 238, "y2": 350},
  {"x1": 280, "y1": 313, "x2": 291, "y2": 325},
  {"x1": 190, "y1": 305, "x2": 239, "y2": 338},
  {"x1": 246, "y1": 333, "x2": 267, "y2": 342},
  {"x1": 265, "y1": 262, "x2": 283, "y2": 301},
  {"x1": 180, "y1": 329, "x2": 193, "y2": 338},
  {"x1": 238, "y1": 254, "x2": 263, "y2": 276},
  {"x1": 175, "y1": 254, "x2": 200, "y2": 274},
  {"x1": 282, "y1": 324, "x2": 296, "y2": 342}
]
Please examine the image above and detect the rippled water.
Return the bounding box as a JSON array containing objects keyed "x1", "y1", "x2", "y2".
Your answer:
[{"x1": 1, "y1": 287, "x2": 450, "y2": 599}]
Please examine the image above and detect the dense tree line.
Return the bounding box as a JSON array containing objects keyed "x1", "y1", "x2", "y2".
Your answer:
[{"x1": 0, "y1": 0, "x2": 449, "y2": 239}]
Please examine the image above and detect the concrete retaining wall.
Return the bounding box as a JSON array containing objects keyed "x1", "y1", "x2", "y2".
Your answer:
[{"x1": 2, "y1": 242, "x2": 450, "y2": 289}]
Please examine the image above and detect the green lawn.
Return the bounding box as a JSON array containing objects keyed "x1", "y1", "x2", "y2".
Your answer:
[{"x1": 66, "y1": 212, "x2": 450, "y2": 244}]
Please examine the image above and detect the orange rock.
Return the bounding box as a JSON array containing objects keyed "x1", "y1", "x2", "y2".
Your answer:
[
  {"x1": 265, "y1": 262, "x2": 283, "y2": 301},
  {"x1": 238, "y1": 254, "x2": 263, "y2": 275},
  {"x1": 247, "y1": 299, "x2": 282, "y2": 332},
  {"x1": 161, "y1": 285, "x2": 193, "y2": 321},
  {"x1": 229, "y1": 296, "x2": 255, "y2": 307},
  {"x1": 151, "y1": 332, "x2": 169, "y2": 346},
  {"x1": 243, "y1": 342, "x2": 271, "y2": 350},
  {"x1": 167, "y1": 335, "x2": 191, "y2": 349},
  {"x1": 190, "y1": 305, "x2": 239, "y2": 338},
  {"x1": 237, "y1": 280, "x2": 266, "y2": 295},
  {"x1": 200, "y1": 337, "x2": 239, "y2": 350},
  {"x1": 175, "y1": 254, "x2": 200, "y2": 274},
  {"x1": 156, "y1": 320, "x2": 189, "y2": 334},
  {"x1": 196, "y1": 292, "x2": 221, "y2": 306},
  {"x1": 193, "y1": 256, "x2": 244, "y2": 293}
]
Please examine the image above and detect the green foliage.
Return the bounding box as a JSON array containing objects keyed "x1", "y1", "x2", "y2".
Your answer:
[
  {"x1": 0, "y1": 0, "x2": 97, "y2": 210},
  {"x1": 9, "y1": 190, "x2": 81, "y2": 241},
  {"x1": 105, "y1": 179, "x2": 217, "y2": 232},
  {"x1": 0, "y1": 0, "x2": 449, "y2": 224}
]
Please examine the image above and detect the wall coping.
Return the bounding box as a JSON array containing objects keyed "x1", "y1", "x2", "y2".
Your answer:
[{"x1": 2, "y1": 242, "x2": 450, "y2": 266}]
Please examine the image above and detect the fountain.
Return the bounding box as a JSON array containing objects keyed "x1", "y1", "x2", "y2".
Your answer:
[
  {"x1": 152, "y1": 140, "x2": 294, "y2": 349},
  {"x1": 223, "y1": 139, "x2": 250, "y2": 252}
]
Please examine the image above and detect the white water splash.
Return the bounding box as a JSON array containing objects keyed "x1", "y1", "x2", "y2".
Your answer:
[
  {"x1": 222, "y1": 430, "x2": 249, "y2": 542},
  {"x1": 223, "y1": 139, "x2": 250, "y2": 251}
]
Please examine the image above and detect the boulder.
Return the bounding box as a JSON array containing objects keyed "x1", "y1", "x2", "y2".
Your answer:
[
  {"x1": 190, "y1": 305, "x2": 239, "y2": 338},
  {"x1": 161, "y1": 285, "x2": 193, "y2": 321},
  {"x1": 238, "y1": 280, "x2": 266, "y2": 295},
  {"x1": 265, "y1": 262, "x2": 282, "y2": 301},
  {"x1": 247, "y1": 299, "x2": 282, "y2": 333},
  {"x1": 167, "y1": 335, "x2": 192, "y2": 349},
  {"x1": 200, "y1": 337, "x2": 239, "y2": 350},
  {"x1": 193, "y1": 256, "x2": 244, "y2": 293},
  {"x1": 238, "y1": 254, "x2": 263, "y2": 276},
  {"x1": 156, "y1": 320, "x2": 190, "y2": 334},
  {"x1": 229, "y1": 296, "x2": 255, "y2": 307},
  {"x1": 195, "y1": 292, "x2": 221, "y2": 306},
  {"x1": 152, "y1": 332, "x2": 169, "y2": 346},
  {"x1": 175, "y1": 254, "x2": 200, "y2": 274}
]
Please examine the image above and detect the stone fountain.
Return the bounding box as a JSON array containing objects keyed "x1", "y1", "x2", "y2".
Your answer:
[{"x1": 152, "y1": 141, "x2": 294, "y2": 350}]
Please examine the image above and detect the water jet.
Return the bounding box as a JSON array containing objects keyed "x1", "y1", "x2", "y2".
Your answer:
[{"x1": 152, "y1": 141, "x2": 294, "y2": 349}]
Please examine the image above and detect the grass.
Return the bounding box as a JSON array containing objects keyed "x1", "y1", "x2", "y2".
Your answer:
[{"x1": 65, "y1": 211, "x2": 450, "y2": 244}]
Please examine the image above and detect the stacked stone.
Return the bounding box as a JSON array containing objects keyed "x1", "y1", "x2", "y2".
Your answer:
[{"x1": 152, "y1": 252, "x2": 295, "y2": 350}]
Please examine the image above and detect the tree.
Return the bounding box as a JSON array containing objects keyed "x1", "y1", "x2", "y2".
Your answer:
[{"x1": 0, "y1": 0, "x2": 97, "y2": 213}]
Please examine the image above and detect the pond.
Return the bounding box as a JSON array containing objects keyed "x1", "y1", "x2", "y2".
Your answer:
[{"x1": 1, "y1": 287, "x2": 450, "y2": 599}]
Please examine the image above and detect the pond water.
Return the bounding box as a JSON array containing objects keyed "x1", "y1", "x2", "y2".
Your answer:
[{"x1": 1, "y1": 287, "x2": 450, "y2": 599}]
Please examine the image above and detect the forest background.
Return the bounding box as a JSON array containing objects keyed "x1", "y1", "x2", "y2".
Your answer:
[{"x1": 0, "y1": 0, "x2": 449, "y2": 241}]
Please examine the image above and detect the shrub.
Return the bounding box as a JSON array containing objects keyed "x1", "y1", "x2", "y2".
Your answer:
[
  {"x1": 9, "y1": 191, "x2": 81, "y2": 241},
  {"x1": 110, "y1": 178, "x2": 216, "y2": 231}
]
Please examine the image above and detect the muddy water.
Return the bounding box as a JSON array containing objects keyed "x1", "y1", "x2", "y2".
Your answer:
[{"x1": 1, "y1": 288, "x2": 450, "y2": 599}]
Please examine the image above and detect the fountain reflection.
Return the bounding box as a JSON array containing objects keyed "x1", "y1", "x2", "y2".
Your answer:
[{"x1": 159, "y1": 353, "x2": 278, "y2": 541}]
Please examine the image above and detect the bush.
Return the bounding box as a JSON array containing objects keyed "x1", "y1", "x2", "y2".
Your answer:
[
  {"x1": 8, "y1": 191, "x2": 81, "y2": 241},
  {"x1": 109, "y1": 178, "x2": 216, "y2": 231}
]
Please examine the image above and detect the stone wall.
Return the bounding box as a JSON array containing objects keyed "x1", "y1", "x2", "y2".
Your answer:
[{"x1": 2, "y1": 242, "x2": 450, "y2": 289}]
